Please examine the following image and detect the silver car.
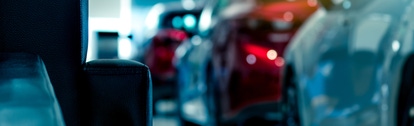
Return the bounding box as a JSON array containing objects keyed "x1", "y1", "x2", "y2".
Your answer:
[{"x1": 282, "y1": 0, "x2": 414, "y2": 125}]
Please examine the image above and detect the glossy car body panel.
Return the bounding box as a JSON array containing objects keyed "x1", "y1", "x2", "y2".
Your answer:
[{"x1": 284, "y1": 0, "x2": 414, "y2": 125}]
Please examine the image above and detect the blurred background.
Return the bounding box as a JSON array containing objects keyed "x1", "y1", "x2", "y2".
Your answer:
[{"x1": 88, "y1": 0, "x2": 316, "y2": 125}]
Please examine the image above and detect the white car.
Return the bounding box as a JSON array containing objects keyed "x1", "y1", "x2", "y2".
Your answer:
[{"x1": 282, "y1": 0, "x2": 414, "y2": 125}]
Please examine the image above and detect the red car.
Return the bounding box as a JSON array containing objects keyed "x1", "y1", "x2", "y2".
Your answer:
[
  {"x1": 210, "y1": 0, "x2": 318, "y2": 124},
  {"x1": 145, "y1": 28, "x2": 188, "y2": 92},
  {"x1": 140, "y1": 2, "x2": 203, "y2": 105}
]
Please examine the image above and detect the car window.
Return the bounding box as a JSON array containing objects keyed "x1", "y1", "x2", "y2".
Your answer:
[{"x1": 198, "y1": 0, "x2": 292, "y2": 36}]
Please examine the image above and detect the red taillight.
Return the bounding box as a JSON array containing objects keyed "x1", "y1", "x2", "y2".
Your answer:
[
  {"x1": 243, "y1": 43, "x2": 269, "y2": 57},
  {"x1": 266, "y1": 49, "x2": 277, "y2": 60},
  {"x1": 243, "y1": 43, "x2": 276, "y2": 61},
  {"x1": 167, "y1": 30, "x2": 187, "y2": 42},
  {"x1": 242, "y1": 43, "x2": 283, "y2": 67},
  {"x1": 275, "y1": 57, "x2": 285, "y2": 67}
]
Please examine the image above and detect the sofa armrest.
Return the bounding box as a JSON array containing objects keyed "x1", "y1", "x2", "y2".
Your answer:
[{"x1": 83, "y1": 59, "x2": 152, "y2": 126}]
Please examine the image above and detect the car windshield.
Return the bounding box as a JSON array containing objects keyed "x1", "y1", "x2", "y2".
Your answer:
[{"x1": 198, "y1": 0, "x2": 288, "y2": 36}]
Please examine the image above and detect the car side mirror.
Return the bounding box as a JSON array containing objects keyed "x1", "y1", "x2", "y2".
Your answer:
[{"x1": 318, "y1": 0, "x2": 335, "y2": 10}]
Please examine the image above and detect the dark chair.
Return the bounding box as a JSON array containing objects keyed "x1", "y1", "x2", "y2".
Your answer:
[
  {"x1": 83, "y1": 59, "x2": 152, "y2": 126},
  {"x1": 0, "y1": 0, "x2": 152, "y2": 126}
]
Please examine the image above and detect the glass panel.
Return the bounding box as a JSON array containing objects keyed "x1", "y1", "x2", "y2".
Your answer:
[{"x1": 0, "y1": 53, "x2": 65, "y2": 126}]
